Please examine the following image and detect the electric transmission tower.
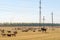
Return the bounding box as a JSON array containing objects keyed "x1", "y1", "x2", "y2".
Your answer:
[
  {"x1": 52, "y1": 12, "x2": 53, "y2": 26},
  {"x1": 43, "y1": 16, "x2": 45, "y2": 28},
  {"x1": 39, "y1": 0, "x2": 41, "y2": 24},
  {"x1": 51, "y1": 12, "x2": 54, "y2": 30}
]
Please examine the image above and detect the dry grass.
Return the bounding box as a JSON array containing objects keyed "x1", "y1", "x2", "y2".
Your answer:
[{"x1": 0, "y1": 26, "x2": 60, "y2": 40}]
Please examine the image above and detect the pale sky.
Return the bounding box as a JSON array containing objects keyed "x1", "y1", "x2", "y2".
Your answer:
[{"x1": 0, "y1": 0, "x2": 60, "y2": 23}]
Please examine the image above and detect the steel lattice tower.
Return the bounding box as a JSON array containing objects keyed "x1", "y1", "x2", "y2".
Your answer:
[
  {"x1": 39, "y1": 0, "x2": 41, "y2": 24},
  {"x1": 51, "y1": 12, "x2": 54, "y2": 30}
]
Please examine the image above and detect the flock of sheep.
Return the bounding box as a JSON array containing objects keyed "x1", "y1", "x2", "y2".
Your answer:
[
  {"x1": 0, "y1": 27, "x2": 47, "y2": 37},
  {"x1": 0, "y1": 29, "x2": 17, "y2": 37}
]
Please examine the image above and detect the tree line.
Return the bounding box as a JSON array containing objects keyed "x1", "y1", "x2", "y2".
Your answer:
[{"x1": 0, "y1": 23, "x2": 60, "y2": 26}]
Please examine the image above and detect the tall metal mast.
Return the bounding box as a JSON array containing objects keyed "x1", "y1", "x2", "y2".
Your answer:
[
  {"x1": 39, "y1": 0, "x2": 41, "y2": 24},
  {"x1": 51, "y1": 12, "x2": 54, "y2": 30},
  {"x1": 52, "y1": 12, "x2": 53, "y2": 25},
  {"x1": 43, "y1": 16, "x2": 45, "y2": 28}
]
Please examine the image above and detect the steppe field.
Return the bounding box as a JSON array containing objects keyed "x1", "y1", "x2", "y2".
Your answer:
[{"x1": 0, "y1": 26, "x2": 60, "y2": 40}]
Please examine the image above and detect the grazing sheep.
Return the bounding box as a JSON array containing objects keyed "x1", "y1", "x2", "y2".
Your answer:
[
  {"x1": 13, "y1": 31, "x2": 17, "y2": 34},
  {"x1": 1, "y1": 29, "x2": 6, "y2": 36},
  {"x1": 17, "y1": 28, "x2": 21, "y2": 30},
  {"x1": 11, "y1": 33, "x2": 16, "y2": 36},
  {"x1": 38, "y1": 29, "x2": 41, "y2": 32},
  {"x1": 11, "y1": 31, "x2": 17, "y2": 36},
  {"x1": 1, "y1": 29, "x2": 4, "y2": 33},
  {"x1": 7, "y1": 34, "x2": 11, "y2": 37},
  {"x1": 33, "y1": 30, "x2": 36, "y2": 32},
  {"x1": 7, "y1": 31, "x2": 11, "y2": 33},
  {"x1": 32, "y1": 28, "x2": 36, "y2": 32},
  {"x1": 1, "y1": 33, "x2": 6, "y2": 36},
  {"x1": 28, "y1": 28, "x2": 33, "y2": 31},
  {"x1": 22, "y1": 29, "x2": 29, "y2": 32}
]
